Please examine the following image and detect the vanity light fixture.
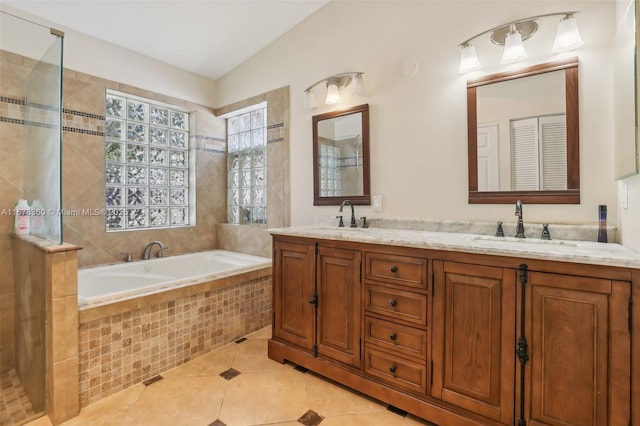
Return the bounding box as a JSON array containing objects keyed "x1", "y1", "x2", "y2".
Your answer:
[
  {"x1": 501, "y1": 24, "x2": 528, "y2": 64},
  {"x1": 304, "y1": 72, "x2": 366, "y2": 109},
  {"x1": 458, "y1": 12, "x2": 583, "y2": 73}
]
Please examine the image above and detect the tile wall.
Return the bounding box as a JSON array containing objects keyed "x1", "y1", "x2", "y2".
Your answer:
[
  {"x1": 0, "y1": 48, "x2": 228, "y2": 372},
  {"x1": 77, "y1": 274, "x2": 271, "y2": 407},
  {"x1": 215, "y1": 87, "x2": 291, "y2": 258}
]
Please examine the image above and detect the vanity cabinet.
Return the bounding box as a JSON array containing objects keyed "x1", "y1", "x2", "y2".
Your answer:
[
  {"x1": 524, "y1": 271, "x2": 630, "y2": 426},
  {"x1": 272, "y1": 241, "x2": 315, "y2": 351},
  {"x1": 269, "y1": 233, "x2": 634, "y2": 426},
  {"x1": 316, "y1": 245, "x2": 361, "y2": 367},
  {"x1": 431, "y1": 261, "x2": 516, "y2": 425},
  {"x1": 363, "y1": 251, "x2": 429, "y2": 394},
  {"x1": 272, "y1": 238, "x2": 361, "y2": 367}
]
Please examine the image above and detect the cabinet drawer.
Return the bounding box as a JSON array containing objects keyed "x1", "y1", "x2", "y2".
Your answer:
[
  {"x1": 365, "y1": 316, "x2": 427, "y2": 360},
  {"x1": 365, "y1": 252, "x2": 427, "y2": 289},
  {"x1": 364, "y1": 347, "x2": 427, "y2": 394},
  {"x1": 365, "y1": 285, "x2": 427, "y2": 326}
]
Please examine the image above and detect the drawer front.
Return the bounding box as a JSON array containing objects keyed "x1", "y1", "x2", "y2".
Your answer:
[
  {"x1": 364, "y1": 347, "x2": 427, "y2": 394},
  {"x1": 365, "y1": 252, "x2": 427, "y2": 289},
  {"x1": 365, "y1": 316, "x2": 427, "y2": 360},
  {"x1": 365, "y1": 285, "x2": 427, "y2": 326}
]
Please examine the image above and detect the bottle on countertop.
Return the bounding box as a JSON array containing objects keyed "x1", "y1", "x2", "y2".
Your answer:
[
  {"x1": 597, "y1": 204, "x2": 607, "y2": 243},
  {"x1": 14, "y1": 199, "x2": 30, "y2": 235}
]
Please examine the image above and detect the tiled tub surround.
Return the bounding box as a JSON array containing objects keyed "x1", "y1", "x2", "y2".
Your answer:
[
  {"x1": 78, "y1": 264, "x2": 272, "y2": 408},
  {"x1": 12, "y1": 235, "x2": 82, "y2": 425}
]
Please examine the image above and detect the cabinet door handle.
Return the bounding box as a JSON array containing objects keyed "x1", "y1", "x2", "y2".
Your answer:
[
  {"x1": 389, "y1": 299, "x2": 397, "y2": 307},
  {"x1": 389, "y1": 333, "x2": 397, "y2": 341},
  {"x1": 308, "y1": 294, "x2": 318, "y2": 307},
  {"x1": 389, "y1": 365, "x2": 397, "y2": 374},
  {"x1": 390, "y1": 266, "x2": 398, "y2": 273}
]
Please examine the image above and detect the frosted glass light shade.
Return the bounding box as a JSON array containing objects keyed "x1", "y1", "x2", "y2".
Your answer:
[
  {"x1": 552, "y1": 15, "x2": 584, "y2": 52},
  {"x1": 307, "y1": 90, "x2": 318, "y2": 109},
  {"x1": 325, "y1": 83, "x2": 341, "y2": 104},
  {"x1": 459, "y1": 43, "x2": 481, "y2": 73},
  {"x1": 501, "y1": 31, "x2": 528, "y2": 64},
  {"x1": 351, "y1": 74, "x2": 366, "y2": 97}
]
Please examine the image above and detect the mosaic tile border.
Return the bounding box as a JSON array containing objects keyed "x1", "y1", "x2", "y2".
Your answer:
[
  {"x1": 1, "y1": 96, "x2": 227, "y2": 153},
  {"x1": 78, "y1": 275, "x2": 272, "y2": 408}
]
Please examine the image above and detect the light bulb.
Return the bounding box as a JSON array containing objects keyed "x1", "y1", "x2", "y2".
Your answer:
[
  {"x1": 307, "y1": 89, "x2": 318, "y2": 109},
  {"x1": 459, "y1": 43, "x2": 481, "y2": 73},
  {"x1": 552, "y1": 14, "x2": 584, "y2": 53},
  {"x1": 351, "y1": 74, "x2": 366, "y2": 97},
  {"x1": 501, "y1": 27, "x2": 528, "y2": 64},
  {"x1": 325, "y1": 83, "x2": 341, "y2": 104}
]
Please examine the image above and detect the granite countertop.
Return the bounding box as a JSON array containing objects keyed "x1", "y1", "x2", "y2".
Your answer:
[{"x1": 269, "y1": 226, "x2": 640, "y2": 269}]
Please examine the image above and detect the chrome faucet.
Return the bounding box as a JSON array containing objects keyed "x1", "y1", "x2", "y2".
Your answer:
[
  {"x1": 142, "y1": 241, "x2": 166, "y2": 260},
  {"x1": 339, "y1": 200, "x2": 357, "y2": 228},
  {"x1": 514, "y1": 200, "x2": 525, "y2": 238}
]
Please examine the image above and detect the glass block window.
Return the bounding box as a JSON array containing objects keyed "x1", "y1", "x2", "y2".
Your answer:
[
  {"x1": 227, "y1": 107, "x2": 267, "y2": 225},
  {"x1": 319, "y1": 143, "x2": 341, "y2": 196},
  {"x1": 104, "y1": 90, "x2": 192, "y2": 231}
]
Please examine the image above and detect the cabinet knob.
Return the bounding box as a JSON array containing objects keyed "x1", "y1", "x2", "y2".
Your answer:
[
  {"x1": 389, "y1": 299, "x2": 397, "y2": 307},
  {"x1": 390, "y1": 266, "x2": 398, "y2": 273},
  {"x1": 389, "y1": 333, "x2": 397, "y2": 341},
  {"x1": 389, "y1": 365, "x2": 397, "y2": 374}
]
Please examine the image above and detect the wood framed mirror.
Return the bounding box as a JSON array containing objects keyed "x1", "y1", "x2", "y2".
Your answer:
[
  {"x1": 467, "y1": 58, "x2": 580, "y2": 204},
  {"x1": 313, "y1": 104, "x2": 370, "y2": 206}
]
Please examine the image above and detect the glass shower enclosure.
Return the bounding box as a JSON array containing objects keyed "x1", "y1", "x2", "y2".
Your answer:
[{"x1": 0, "y1": 8, "x2": 63, "y2": 425}]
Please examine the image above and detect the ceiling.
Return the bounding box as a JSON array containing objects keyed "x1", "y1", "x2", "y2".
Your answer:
[{"x1": 2, "y1": 0, "x2": 329, "y2": 80}]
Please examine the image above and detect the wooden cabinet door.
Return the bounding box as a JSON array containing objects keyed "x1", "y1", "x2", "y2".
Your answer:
[
  {"x1": 525, "y1": 273, "x2": 630, "y2": 426},
  {"x1": 432, "y1": 261, "x2": 516, "y2": 425},
  {"x1": 317, "y1": 245, "x2": 362, "y2": 367},
  {"x1": 272, "y1": 240, "x2": 315, "y2": 351}
]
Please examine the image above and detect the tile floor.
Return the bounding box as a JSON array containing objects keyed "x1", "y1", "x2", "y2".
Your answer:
[
  {"x1": 25, "y1": 326, "x2": 435, "y2": 426},
  {"x1": 1, "y1": 369, "x2": 38, "y2": 426}
]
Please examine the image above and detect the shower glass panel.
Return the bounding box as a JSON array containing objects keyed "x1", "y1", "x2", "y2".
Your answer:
[
  {"x1": 0, "y1": 10, "x2": 63, "y2": 425},
  {"x1": 24, "y1": 31, "x2": 64, "y2": 243}
]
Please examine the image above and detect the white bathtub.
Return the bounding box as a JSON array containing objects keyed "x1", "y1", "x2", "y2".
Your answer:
[{"x1": 77, "y1": 250, "x2": 271, "y2": 307}]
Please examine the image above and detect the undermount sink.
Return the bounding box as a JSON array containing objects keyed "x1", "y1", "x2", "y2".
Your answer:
[
  {"x1": 472, "y1": 235, "x2": 579, "y2": 247},
  {"x1": 471, "y1": 235, "x2": 583, "y2": 253}
]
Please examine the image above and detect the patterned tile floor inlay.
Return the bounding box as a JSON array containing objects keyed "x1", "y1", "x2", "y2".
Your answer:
[
  {"x1": 0, "y1": 369, "x2": 39, "y2": 426},
  {"x1": 24, "y1": 326, "x2": 436, "y2": 426}
]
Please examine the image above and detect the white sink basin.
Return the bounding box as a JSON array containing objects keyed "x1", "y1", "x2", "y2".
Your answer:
[{"x1": 471, "y1": 235, "x2": 582, "y2": 253}]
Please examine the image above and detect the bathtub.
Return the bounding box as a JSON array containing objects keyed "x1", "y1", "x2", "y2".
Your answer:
[
  {"x1": 77, "y1": 249, "x2": 272, "y2": 308},
  {"x1": 77, "y1": 249, "x2": 273, "y2": 407}
]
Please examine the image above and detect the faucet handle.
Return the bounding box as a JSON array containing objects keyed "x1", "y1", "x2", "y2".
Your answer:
[
  {"x1": 336, "y1": 215, "x2": 344, "y2": 227},
  {"x1": 495, "y1": 222, "x2": 504, "y2": 237},
  {"x1": 120, "y1": 252, "x2": 133, "y2": 262},
  {"x1": 540, "y1": 224, "x2": 551, "y2": 240},
  {"x1": 158, "y1": 247, "x2": 168, "y2": 258},
  {"x1": 360, "y1": 217, "x2": 368, "y2": 228}
]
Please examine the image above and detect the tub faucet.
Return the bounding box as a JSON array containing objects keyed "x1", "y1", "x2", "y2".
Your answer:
[
  {"x1": 339, "y1": 200, "x2": 357, "y2": 228},
  {"x1": 143, "y1": 241, "x2": 166, "y2": 260},
  {"x1": 514, "y1": 200, "x2": 525, "y2": 238}
]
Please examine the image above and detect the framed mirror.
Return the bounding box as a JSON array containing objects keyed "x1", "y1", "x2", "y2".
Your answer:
[
  {"x1": 313, "y1": 104, "x2": 370, "y2": 205},
  {"x1": 613, "y1": 0, "x2": 639, "y2": 178},
  {"x1": 467, "y1": 58, "x2": 580, "y2": 204}
]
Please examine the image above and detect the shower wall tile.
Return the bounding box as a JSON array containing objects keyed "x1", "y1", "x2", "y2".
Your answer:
[
  {"x1": 213, "y1": 85, "x2": 290, "y2": 254},
  {"x1": 58, "y1": 64, "x2": 226, "y2": 267}
]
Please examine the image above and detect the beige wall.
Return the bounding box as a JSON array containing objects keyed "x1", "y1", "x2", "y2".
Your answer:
[
  {"x1": 216, "y1": 1, "x2": 623, "y2": 234},
  {"x1": 0, "y1": 4, "x2": 216, "y2": 109}
]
